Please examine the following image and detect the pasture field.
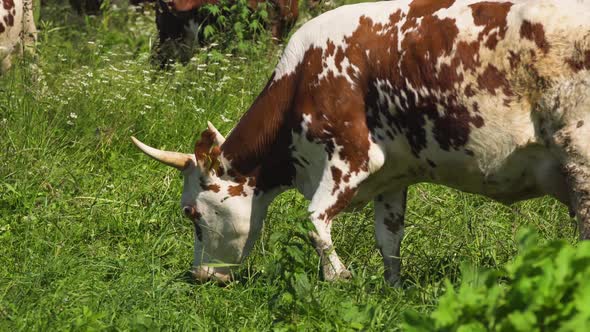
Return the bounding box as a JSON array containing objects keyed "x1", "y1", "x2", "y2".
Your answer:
[{"x1": 0, "y1": 2, "x2": 578, "y2": 330}]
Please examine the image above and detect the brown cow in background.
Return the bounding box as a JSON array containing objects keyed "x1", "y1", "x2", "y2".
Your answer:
[
  {"x1": 69, "y1": 0, "x2": 102, "y2": 14},
  {"x1": 152, "y1": 0, "x2": 298, "y2": 67}
]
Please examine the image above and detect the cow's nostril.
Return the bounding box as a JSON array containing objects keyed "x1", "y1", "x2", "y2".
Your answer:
[{"x1": 183, "y1": 206, "x2": 195, "y2": 218}]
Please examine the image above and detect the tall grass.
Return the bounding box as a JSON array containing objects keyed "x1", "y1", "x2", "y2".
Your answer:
[{"x1": 0, "y1": 2, "x2": 577, "y2": 330}]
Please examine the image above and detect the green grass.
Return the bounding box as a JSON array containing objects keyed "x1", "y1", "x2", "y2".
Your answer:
[{"x1": 0, "y1": 2, "x2": 578, "y2": 330}]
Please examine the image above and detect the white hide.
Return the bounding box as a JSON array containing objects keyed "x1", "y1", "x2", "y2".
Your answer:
[{"x1": 0, "y1": 0, "x2": 36, "y2": 73}]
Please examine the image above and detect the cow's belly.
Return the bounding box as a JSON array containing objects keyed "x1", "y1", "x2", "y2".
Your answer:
[{"x1": 352, "y1": 144, "x2": 569, "y2": 209}]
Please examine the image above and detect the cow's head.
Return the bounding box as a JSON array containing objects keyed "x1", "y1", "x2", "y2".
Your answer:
[{"x1": 132, "y1": 123, "x2": 266, "y2": 283}]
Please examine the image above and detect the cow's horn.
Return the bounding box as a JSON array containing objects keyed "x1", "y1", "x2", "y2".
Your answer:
[
  {"x1": 207, "y1": 121, "x2": 226, "y2": 145},
  {"x1": 131, "y1": 137, "x2": 192, "y2": 170}
]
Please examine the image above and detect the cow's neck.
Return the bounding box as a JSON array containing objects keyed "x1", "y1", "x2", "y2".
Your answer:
[{"x1": 221, "y1": 72, "x2": 298, "y2": 193}]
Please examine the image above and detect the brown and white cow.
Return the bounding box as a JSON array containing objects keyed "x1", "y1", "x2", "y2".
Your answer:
[
  {"x1": 0, "y1": 0, "x2": 36, "y2": 73},
  {"x1": 151, "y1": 0, "x2": 298, "y2": 67},
  {"x1": 132, "y1": 0, "x2": 590, "y2": 284}
]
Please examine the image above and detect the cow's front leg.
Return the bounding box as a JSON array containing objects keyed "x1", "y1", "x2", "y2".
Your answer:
[
  {"x1": 374, "y1": 189, "x2": 407, "y2": 286},
  {"x1": 307, "y1": 167, "x2": 372, "y2": 281},
  {"x1": 308, "y1": 214, "x2": 351, "y2": 281}
]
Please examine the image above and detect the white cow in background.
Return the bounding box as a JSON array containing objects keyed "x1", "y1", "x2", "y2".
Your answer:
[{"x1": 0, "y1": 0, "x2": 36, "y2": 73}]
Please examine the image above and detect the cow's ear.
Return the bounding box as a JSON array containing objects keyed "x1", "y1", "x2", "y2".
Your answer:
[
  {"x1": 207, "y1": 121, "x2": 225, "y2": 145},
  {"x1": 194, "y1": 129, "x2": 225, "y2": 176}
]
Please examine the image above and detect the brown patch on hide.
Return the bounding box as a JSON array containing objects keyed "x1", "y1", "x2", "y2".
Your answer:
[
  {"x1": 365, "y1": 8, "x2": 484, "y2": 155},
  {"x1": 407, "y1": 0, "x2": 455, "y2": 18},
  {"x1": 2, "y1": 0, "x2": 14, "y2": 10},
  {"x1": 566, "y1": 49, "x2": 590, "y2": 73},
  {"x1": 464, "y1": 84, "x2": 476, "y2": 97},
  {"x1": 3, "y1": 12, "x2": 13, "y2": 27},
  {"x1": 508, "y1": 51, "x2": 521, "y2": 69},
  {"x1": 456, "y1": 41, "x2": 481, "y2": 71},
  {"x1": 477, "y1": 64, "x2": 512, "y2": 96},
  {"x1": 293, "y1": 45, "x2": 371, "y2": 175},
  {"x1": 322, "y1": 187, "x2": 357, "y2": 222},
  {"x1": 520, "y1": 20, "x2": 550, "y2": 54},
  {"x1": 330, "y1": 166, "x2": 342, "y2": 194},
  {"x1": 201, "y1": 183, "x2": 220, "y2": 192},
  {"x1": 469, "y1": 1, "x2": 513, "y2": 50},
  {"x1": 221, "y1": 70, "x2": 299, "y2": 192},
  {"x1": 0, "y1": 22, "x2": 4, "y2": 33},
  {"x1": 228, "y1": 184, "x2": 246, "y2": 197},
  {"x1": 400, "y1": 15, "x2": 459, "y2": 88},
  {"x1": 402, "y1": 0, "x2": 455, "y2": 30}
]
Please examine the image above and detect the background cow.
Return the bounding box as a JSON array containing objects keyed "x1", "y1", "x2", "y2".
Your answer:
[
  {"x1": 152, "y1": 0, "x2": 298, "y2": 67},
  {"x1": 0, "y1": 0, "x2": 36, "y2": 73},
  {"x1": 69, "y1": 0, "x2": 102, "y2": 14}
]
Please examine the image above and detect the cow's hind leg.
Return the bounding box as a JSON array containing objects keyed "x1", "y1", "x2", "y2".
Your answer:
[
  {"x1": 546, "y1": 75, "x2": 590, "y2": 239},
  {"x1": 374, "y1": 188, "x2": 407, "y2": 286},
  {"x1": 557, "y1": 122, "x2": 590, "y2": 239}
]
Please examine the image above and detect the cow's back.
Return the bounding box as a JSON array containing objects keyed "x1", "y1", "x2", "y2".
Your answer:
[{"x1": 278, "y1": 0, "x2": 590, "y2": 205}]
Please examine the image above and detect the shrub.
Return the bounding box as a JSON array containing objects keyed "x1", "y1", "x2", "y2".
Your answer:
[
  {"x1": 198, "y1": 0, "x2": 270, "y2": 52},
  {"x1": 403, "y1": 230, "x2": 590, "y2": 331}
]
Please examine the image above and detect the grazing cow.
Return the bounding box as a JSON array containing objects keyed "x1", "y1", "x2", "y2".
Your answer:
[
  {"x1": 69, "y1": 0, "x2": 102, "y2": 14},
  {"x1": 151, "y1": 0, "x2": 298, "y2": 66},
  {"x1": 132, "y1": 0, "x2": 590, "y2": 284},
  {"x1": 0, "y1": 0, "x2": 36, "y2": 73}
]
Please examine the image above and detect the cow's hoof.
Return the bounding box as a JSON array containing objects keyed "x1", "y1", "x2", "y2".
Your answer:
[
  {"x1": 323, "y1": 266, "x2": 352, "y2": 282},
  {"x1": 385, "y1": 278, "x2": 402, "y2": 288},
  {"x1": 191, "y1": 267, "x2": 231, "y2": 285},
  {"x1": 338, "y1": 269, "x2": 352, "y2": 280}
]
